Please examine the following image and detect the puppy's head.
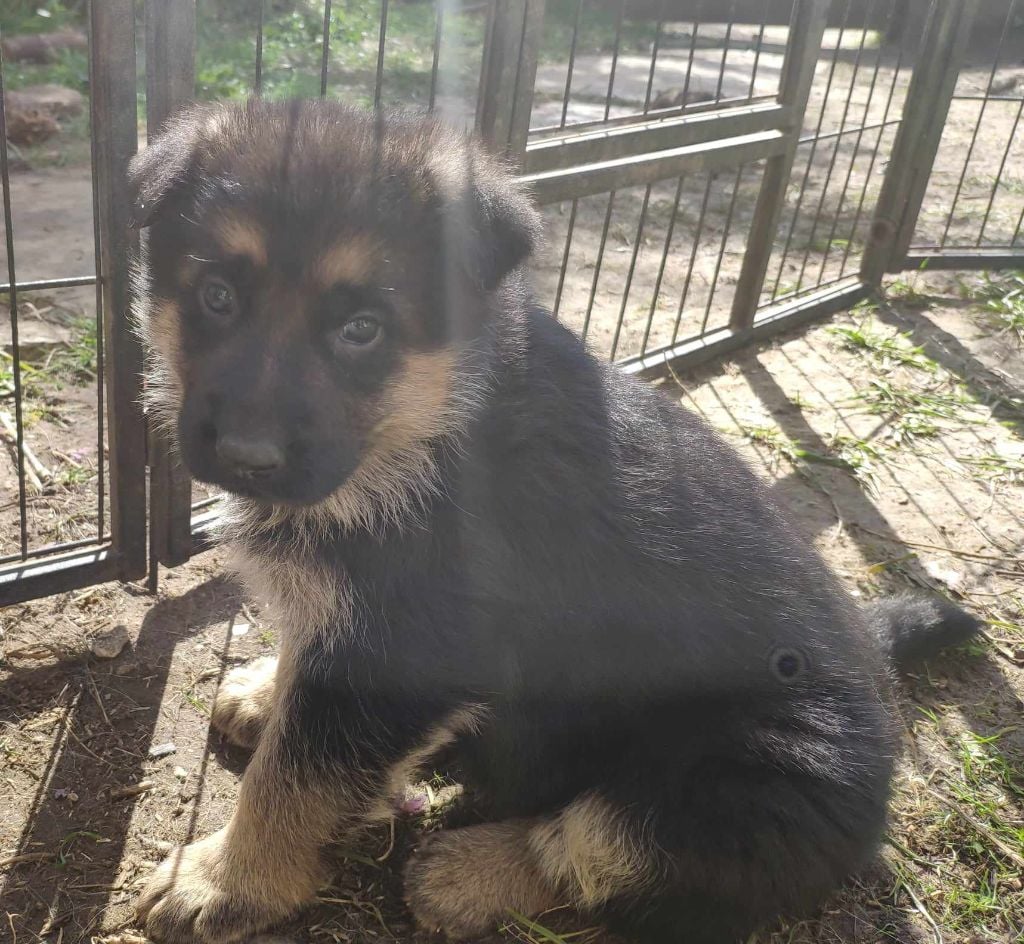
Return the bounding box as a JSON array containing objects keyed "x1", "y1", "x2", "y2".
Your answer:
[{"x1": 131, "y1": 100, "x2": 538, "y2": 508}]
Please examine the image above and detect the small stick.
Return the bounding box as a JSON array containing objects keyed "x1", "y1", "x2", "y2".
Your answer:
[
  {"x1": 0, "y1": 850, "x2": 51, "y2": 868},
  {"x1": 0, "y1": 410, "x2": 52, "y2": 488},
  {"x1": 904, "y1": 882, "x2": 943, "y2": 944},
  {"x1": 108, "y1": 780, "x2": 155, "y2": 801}
]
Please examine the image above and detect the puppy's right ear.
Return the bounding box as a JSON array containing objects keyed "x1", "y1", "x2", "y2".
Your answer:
[{"x1": 128, "y1": 108, "x2": 207, "y2": 228}]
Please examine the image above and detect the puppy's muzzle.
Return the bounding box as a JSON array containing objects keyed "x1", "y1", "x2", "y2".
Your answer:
[{"x1": 216, "y1": 433, "x2": 286, "y2": 479}]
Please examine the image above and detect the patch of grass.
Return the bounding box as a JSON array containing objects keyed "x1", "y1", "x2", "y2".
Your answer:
[
  {"x1": 829, "y1": 319, "x2": 938, "y2": 373},
  {"x1": 884, "y1": 269, "x2": 931, "y2": 308},
  {"x1": 957, "y1": 452, "x2": 1024, "y2": 485},
  {"x1": 852, "y1": 377, "x2": 982, "y2": 445},
  {"x1": 196, "y1": 1, "x2": 485, "y2": 107},
  {"x1": 973, "y1": 271, "x2": 1024, "y2": 345},
  {"x1": 182, "y1": 686, "x2": 210, "y2": 717},
  {"x1": 739, "y1": 424, "x2": 875, "y2": 488}
]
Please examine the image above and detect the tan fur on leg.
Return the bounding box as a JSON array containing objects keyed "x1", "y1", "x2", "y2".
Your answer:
[
  {"x1": 138, "y1": 690, "x2": 362, "y2": 942},
  {"x1": 529, "y1": 793, "x2": 661, "y2": 909},
  {"x1": 405, "y1": 822, "x2": 560, "y2": 939},
  {"x1": 404, "y1": 794, "x2": 661, "y2": 941},
  {"x1": 211, "y1": 656, "x2": 278, "y2": 750}
]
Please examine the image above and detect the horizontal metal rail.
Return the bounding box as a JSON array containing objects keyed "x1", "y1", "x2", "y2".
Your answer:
[
  {"x1": 623, "y1": 280, "x2": 869, "y2": 379},
  {"x1": 523, "y1": 130, "x2": 787, "y2": 204},
  {"x1": 524, "y1": 102, "x2": 791, "y2": 175},
  {"x1": 0, "y1": 545, "x2": 120, "y2": 607},
  {"x1": 903, "y1": 250, "x2": 1024, "y2": 271}
]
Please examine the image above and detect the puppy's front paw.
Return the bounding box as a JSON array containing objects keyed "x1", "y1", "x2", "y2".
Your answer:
[
  {"x1": 211, "y1": 656, "x2": 277, "y2": 750},
  {"x1": 137, "y1": 829, "x2": 300, "y2": 943}
]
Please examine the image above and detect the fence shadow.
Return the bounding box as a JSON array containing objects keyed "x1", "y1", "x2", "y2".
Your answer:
[{"x1": 0, "y1": 573, "x2": 242, "y2": 941}]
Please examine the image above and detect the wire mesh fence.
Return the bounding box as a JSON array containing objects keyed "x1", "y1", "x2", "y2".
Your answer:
[
  {"x1": 0, "y1": 0, "x2": 1021, "y2": 602},
  {"x1": 908, "y1": 0, "x2": 1024, "y2": 263}
]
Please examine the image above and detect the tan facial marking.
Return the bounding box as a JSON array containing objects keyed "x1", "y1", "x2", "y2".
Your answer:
[
  {"x1": 311, "y1": 236, "x2": 378, "y2": 289},
  {"x1": 214, "y1": 214, "x2": 269, "y2": 267},
  {"x1": 370, "y1": 349, "x2": 458, "y2": 451}
]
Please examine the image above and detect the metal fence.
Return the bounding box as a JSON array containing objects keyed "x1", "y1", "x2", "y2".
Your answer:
[{"x1": 0, "y1": 0, "x2": 1017, "y2": 604}]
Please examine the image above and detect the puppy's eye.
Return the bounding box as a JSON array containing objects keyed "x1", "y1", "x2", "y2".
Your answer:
[
  {"x1": 335, "y1": 313, "x2": 382, "y2": 348},
  {"x1": 197, "y1": 276, "x2": 238, "y2": 323}
]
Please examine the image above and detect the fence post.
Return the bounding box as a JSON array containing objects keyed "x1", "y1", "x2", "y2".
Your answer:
[
  {"x1": 860, "y1": 0, "x2": 978, "y2": 284},
  {"x1": 89, "y1": 0, "x2": 148, "y2": 582},
  {"x1": 145, "y1": 0, "x2": 196, "y2": 578},
  {"x1": 728, "y1": 0, "x2": 830, "y2": 332},
  {"x1": 476, "y1": 0, "x2": 546, "y2": 166}
]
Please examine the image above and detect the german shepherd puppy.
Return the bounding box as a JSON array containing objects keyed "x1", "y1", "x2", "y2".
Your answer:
[{"x1": 131, "y1": 100, "x2": 978, "y2": 944}]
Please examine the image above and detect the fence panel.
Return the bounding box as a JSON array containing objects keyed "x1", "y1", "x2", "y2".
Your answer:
[{"x1": 0, "y1": 0, "x2": 146, "y2": 606}]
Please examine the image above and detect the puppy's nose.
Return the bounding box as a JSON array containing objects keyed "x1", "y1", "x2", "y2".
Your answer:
[{"x1": 216, "y1": 434, "x2": 285, "y2": 477}]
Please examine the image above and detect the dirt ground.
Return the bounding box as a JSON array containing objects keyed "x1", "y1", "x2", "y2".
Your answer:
[{"x1": 1, "y1": 274, "x2": 1023, "y2": 944}]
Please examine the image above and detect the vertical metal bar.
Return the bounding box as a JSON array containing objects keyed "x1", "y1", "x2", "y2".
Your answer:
[
  {"x1": 677, "y1": 0, "x2": 705, "y2": 111},
  {"x1": 728, "y1": 0, "x2": 830, "y2": 331},
  {"x1": 609, "y1": 183, "x2": 653, "y2": 360},
  {"x1": 840, "y1": 0, "x2": 906, "y2": 276},
  {"x1": 254, "y1": 0, "x2": 265, "y2": 94},
  {"x1": 560, "y1": 0, "x2": 584, "y2": 129},
  {"x1": 700, "y1": 164, "x2": 744, "y2": 334},
  {"x1": 428, "y1": 0, "x2": 444, "y2": 111},
  {"x1": 643, "y1": 13, "x2": 664, "y2": 113},
  {"x1": 90, "y1": 0, "x2": 148, "y2": 581},
  {"x1": 553, "y1": 198, "x2": 579, "y2": 318},
  {"x1": 768, "y1": 0, "x2": 853, "y2": 302},
  {"x1": 640, "y1": 174, "x2": 685, "y2": 355},
  {"x1": 580, "y1": 191, "x2": 617, "y2": 342},
  {"x1": 603, "y1": 0, "x2": 626, "y2": 121},
  {"x1": 672, "y1": 174, "x2": 714, "y2": 344},
  {"x1": 0, "y1": 37, "x2": 29, "y2": 557},
  {"x1": 815, "y1": 3, "x2": 887, "y2": 282},
  {"x1": 861, "y1": 0, "x2": 979, "y2": 283},
  {"x1": 90, "y1": 103, "x2": 106, "y2": 542},
  {"x1": 937, "y1": 0, "x2": 1017, "y2": 248},
  {"x1": 507, "y1": 0, "x2": 546, "y2": 161},
  {"x1": 374, "y1": 0, "x2": 390, "y2": 109},
  {"x1": 476, "y1": 0, "x2": 543, "y2": 164},
  {"x1": 976, "y1": 94, "x2": 1024, "y2": 246},
  {"x1": 793, "y1": 0, "x2": 878, "y2": 293},
  {"x1": 713, "y1": 0, "x2": 739, "y2": 103},
  {"x1": 320, "y1": 0, "x2": 333, "y2": 98},
  {"x1": 145, "y1": 0, "x2": 196, "y2": 577},
  {"x1": 746, "y1": 0, "x2": 772, "y2": 99}
]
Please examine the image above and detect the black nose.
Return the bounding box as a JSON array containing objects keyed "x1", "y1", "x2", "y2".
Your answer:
[{"x1": 216, "y1": 434, "x2": 285, "y2": 477}]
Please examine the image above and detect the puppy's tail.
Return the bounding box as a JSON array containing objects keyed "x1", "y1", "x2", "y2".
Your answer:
[{"x1": 864, "y1": 593, "x2": 982, "y2": 671}]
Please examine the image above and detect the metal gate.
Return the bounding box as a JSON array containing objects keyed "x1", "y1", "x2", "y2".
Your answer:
[
  {"x1": 0, "y1": 0, "x2": 145, "y2": 605},
  {"x1": 0, "y1": 0, "x2": 1015, "y2": 604}
]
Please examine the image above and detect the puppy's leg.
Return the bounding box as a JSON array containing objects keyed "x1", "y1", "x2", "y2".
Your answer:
[
  {"x1": 137, "y1": 716, "x2": 351, "y2": 943},
  {"x1": 405, "y1": 793, "x2": 659, "y2": 939},
  {"x1": 139, "y1": 650, "x2": 478, "y2": 943},
  {"x1": 211, "y1": 656, "x2": 277, "y2": 749}
]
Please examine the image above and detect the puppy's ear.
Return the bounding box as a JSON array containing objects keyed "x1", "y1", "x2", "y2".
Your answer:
[
  {"x1": 128, "y1": 107, "x2": 208, "y2": 228},
  {"x1": 439, "y1": 146, "x2": 541, "y2": 292}
]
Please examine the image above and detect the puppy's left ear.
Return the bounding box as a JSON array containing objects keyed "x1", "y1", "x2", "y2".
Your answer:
[
  {"x1": 128, "y1": 106, "x2": 209, "y2": 228},
  {"x1": 467, "y1": 156, "x2": 541, "y2": 290},
  {"x1": 439, "y1": 146, "x2": 540, "y2": 292}
]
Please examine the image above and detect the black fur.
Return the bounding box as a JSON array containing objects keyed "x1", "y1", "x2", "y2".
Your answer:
[{"x1": 133, "y1": 100, "x2": 980, "y2": 944}]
